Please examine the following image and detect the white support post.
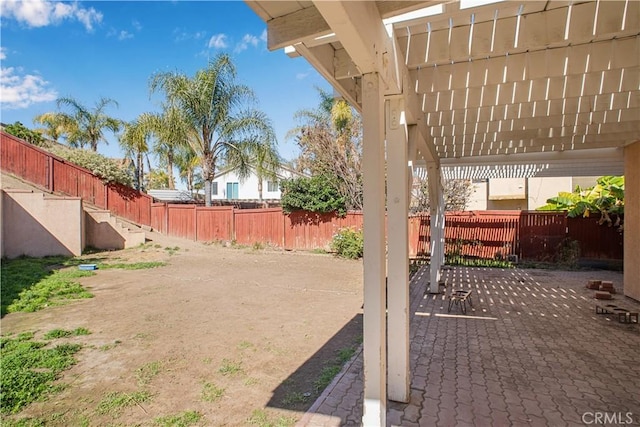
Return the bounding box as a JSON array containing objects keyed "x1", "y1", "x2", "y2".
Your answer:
[
  {"x1": 427, "y1": 162, "x2": 445, "y2": 294},
  {"x1": 386, "y1": 96, "x2": 410, "y2": 403},
  {"x1": 361, "y1": 72, "x2": 387, "y2": 426}
]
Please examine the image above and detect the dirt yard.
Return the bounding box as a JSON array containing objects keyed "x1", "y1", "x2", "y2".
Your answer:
[{"x1": 1, "y1": 232, "x2": 364, "y2": 426}]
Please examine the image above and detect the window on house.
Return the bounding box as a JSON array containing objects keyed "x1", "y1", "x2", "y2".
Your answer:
[
  {"x1": 226, "y1": 182, "x2": 239, "y2": 199},
  {"x1": 267, "y1": 181, "x2": 278, "y2": 192},
  {"x1": 212, "y1": 182, "x2": 218, "y2": 195}
]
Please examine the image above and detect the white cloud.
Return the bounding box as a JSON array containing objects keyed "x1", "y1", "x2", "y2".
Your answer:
[
  {"x1": 0, "y1": 66, "x2": 58, "y2": 109},
  {"x1": 132, "y1": 19, "x2": 142, "y2": 31},
  {"x1": 0, "y1": 0, "x2": 103, "y2": 31},
  {"x1": 208, "y1": 33, "x2": 228, "y2": 49},
  {"x1": 260, "y1": 29, "x2": 267, "y2": 43},
  {"x1": 118, "y1": 30, "x2": 133, "y2": 41},
  {"x1": 0, "y1": 47, "x2": 7, "y2": 60},
  {"x1": 296, "y1": 71, "x2": 311, "y2": 80},
  {"x1": 235, "y1": 34, "x2": 260, "y2": 53},
  {"x1": 173, "y1": 28, "x2": 205, "y2": 42}
]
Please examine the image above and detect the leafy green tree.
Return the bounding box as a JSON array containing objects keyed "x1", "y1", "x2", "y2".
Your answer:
[
  {"x1": 538, "y1": 176, "x2": 625, "y2": 229},
  {"x1": 149, "y1": 53, "x2": 277, "y2": 206},
  {"x1": 55, "y1": 97, "x2": 122, "y2": 151},
  {"x1": 3, "y1": 122, "x2": 44, "y2": 146},
  {"x1": 288, "y1": 88, "x2": 362, "y2": 210},
  {"x1": 280, "y1": 175, "x2": 346, "y2": 216}
]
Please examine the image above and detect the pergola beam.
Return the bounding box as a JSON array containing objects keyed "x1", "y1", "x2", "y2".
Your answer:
[{"x1": 265, "y1": 6, "x2": 331, "y2": 51}]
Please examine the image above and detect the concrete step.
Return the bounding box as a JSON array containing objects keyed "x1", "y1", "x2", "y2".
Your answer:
[{"x1": 85, "y1": 209, "x2": 146, "y2": 250}]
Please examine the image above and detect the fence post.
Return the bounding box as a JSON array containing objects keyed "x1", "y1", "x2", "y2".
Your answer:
[
  {"x1": 282, "y1": 210, "x2": 286, "y2": 248},
  {"x1": 47, "y1": 155, "x2": 54, "y2": 192},
  {"x1": 194, "y1": 205, "x2": 198, "y2": 241},
  {"x1": 164, "y1": 203, "x2": 169, "y2": 235},
  {"x1": 231, "y1": 207, "x2": 236, "y2": 242}
]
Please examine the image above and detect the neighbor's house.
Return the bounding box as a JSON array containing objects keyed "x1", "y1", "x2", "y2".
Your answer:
[
  {"x1": 211, "y1": 165, "x2": 306, "y2": 201},
  {"x1": 467, "y1": 176, "x2": 600, "y2": 210}
]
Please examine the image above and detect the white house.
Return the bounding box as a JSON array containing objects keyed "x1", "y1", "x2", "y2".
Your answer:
[
  {"x1": 210, "y1": 165, "x2": 305, "y2": 201},
  {"x1": 467, "y1": 176, "x2": 600, "y2": 211}
]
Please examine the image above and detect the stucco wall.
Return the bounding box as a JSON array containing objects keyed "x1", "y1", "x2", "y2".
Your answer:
[
  {"x1": 527, "y1": 177, "x2": 572, "y2": 209},
  {"x1": 624, "y1": 141, "x2": 640, "y2": 301},
  {"x1": 1, "y1": 190, "x2": 84, "y2": 258},
  {"x1": 467, "y1": 181, "x2": 488, "y2": 210}
]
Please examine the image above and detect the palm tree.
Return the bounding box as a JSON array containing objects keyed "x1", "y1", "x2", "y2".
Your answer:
[
  {"x1": 149, "y1": 53, "x2": 278, "y2": 206},
  {"x1": 253, "y1": 137, "x2": 281, "y2": 202},
  {"x1": 139, "y1": 105, "x2": 191, "y2": 190},
  {"x1": 175, "y1": 146, "x2": 201, "y2": 195},
  {"x1": 119, "y1": 119, "x2": 150, "y2": 191},
  {"x1": 33, "y1": 112, "x2": 74, "y2": 143},
  {"x1": 56, "y1": 97, "x2": 122, "y2": 151}
]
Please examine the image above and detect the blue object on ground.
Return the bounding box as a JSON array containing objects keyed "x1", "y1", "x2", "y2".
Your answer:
[{"x1": 78, "y1": 264, "x2": 98, "y2": 270}]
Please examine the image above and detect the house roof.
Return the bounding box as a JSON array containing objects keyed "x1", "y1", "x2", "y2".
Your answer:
[
  {"x1": 245, "y1": 0, "x2": 639, "y2": 179},
  {"x1": 147, "y1": 189, "x2": 194, "y2": 202}
]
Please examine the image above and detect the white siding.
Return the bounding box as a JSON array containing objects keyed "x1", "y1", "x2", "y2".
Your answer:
[{"x1": 210, "y1": 167, "x2": 300, "y2": 200}]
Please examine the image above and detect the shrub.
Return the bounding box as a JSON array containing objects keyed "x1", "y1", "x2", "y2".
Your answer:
[
  {"x1": 280, "y1": 175, "x2": 346, "y2": 216},
  {"x1": 331, "y1": 227, "x2": 363, "y2": 259},
  {"x1": 48, "y1": 145, "x2": 133, "y2": 186},
  {"x1": 3, "y1": 122, "x2": 45, "y2": 147}
]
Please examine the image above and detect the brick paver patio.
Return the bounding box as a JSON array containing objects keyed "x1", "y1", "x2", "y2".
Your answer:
[{"x1": 297, "y1": 266, "x2": 640, "y2": 427}]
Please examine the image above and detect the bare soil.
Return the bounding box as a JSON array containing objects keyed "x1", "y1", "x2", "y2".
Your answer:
[{"x1": 2, "y1": 232, "x2": 364, "y2": 426}]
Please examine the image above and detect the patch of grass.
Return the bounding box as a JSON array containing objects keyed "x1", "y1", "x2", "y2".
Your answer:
[
  {"x1": 1, "y1": 257, "x2": 95, "y2": 316},
  {"x1": 229, "y1": 240, "x2": 248, "y2": 250},
  {"x1": 247, "y1": 409, "x2": 296, "y2": 427},
  {"x1": 310, "y1": 248, "x2": 328, "y2": 254},
  {"x1": 136, "y1": 361, "x2": 163, "y2": 387},
  {"x1": 99, "y1": 340, "x2": 121, "y2": 351},
  {"x1": 1, "y1": 412, "x2": 68, "y2": 426},
  {"x1": 252, "y1": 242, "x2": 265, "y2": 250},
  {"x1": 154, "y1": 410, "x2": 202, "y2": 427},
  {"x1": 98, "y1": 261, "x2": 166, "y2": 270},
  {"x1": 1, "y1": 333, "x2": 82, "y2": 414},
  {"x1": 43, "y1": 327, "x2": 91, "y2": 340},
  {"x1": 281, "y1": 391, "x2": 310, "y2": 405},
  {"x1": 313, "y1": 366, "x2": 341, "y2": 393},
  {"x1": 337, "y1": 346, "x2": 356, "y2": 364},
  {"x1": 244, "y1": 377, "x2": 259, "y2": 386},
  {"x1": 218, "y1": 359, "x2": 244, "y2": 376},
  {"x1": 313, "y1": 345, "x2": 358, "y2": 394},
  {"x1": 96, "y1": 391, "x2": 152, "y2": 417},
  {"x1": 200, "y1": 382, "x2": 224, "y2": 402},
  {"x1": 237, "y1": 340, "x2": 253, "y2": 350},
  {"x1": 445, "y1": 255, "x2": 513, "y2": 269},
  {"x1": 164, "y1": 246, "x2": 180, "y2": 255}
]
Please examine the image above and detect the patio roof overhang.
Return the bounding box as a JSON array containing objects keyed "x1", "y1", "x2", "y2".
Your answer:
[{"x1": 246, "y1": 0, "x2": 639, "y2": 178}]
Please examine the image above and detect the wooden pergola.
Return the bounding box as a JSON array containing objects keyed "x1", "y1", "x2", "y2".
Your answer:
[{"x1": 245, "y1": 1, "x2": 640, "y2": 424}]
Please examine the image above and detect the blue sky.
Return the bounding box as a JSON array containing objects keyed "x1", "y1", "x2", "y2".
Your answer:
[{"x1": 0, "y1": 0, "x2": 331, "y2": 163}]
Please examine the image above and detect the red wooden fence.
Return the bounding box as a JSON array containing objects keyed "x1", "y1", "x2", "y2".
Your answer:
[
  {"x1": 1, "y1": 131, "x2": 153, "y2": 226},
  {"x1": 2, "y1": 131, "x2": 623, "y2": 262}
]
